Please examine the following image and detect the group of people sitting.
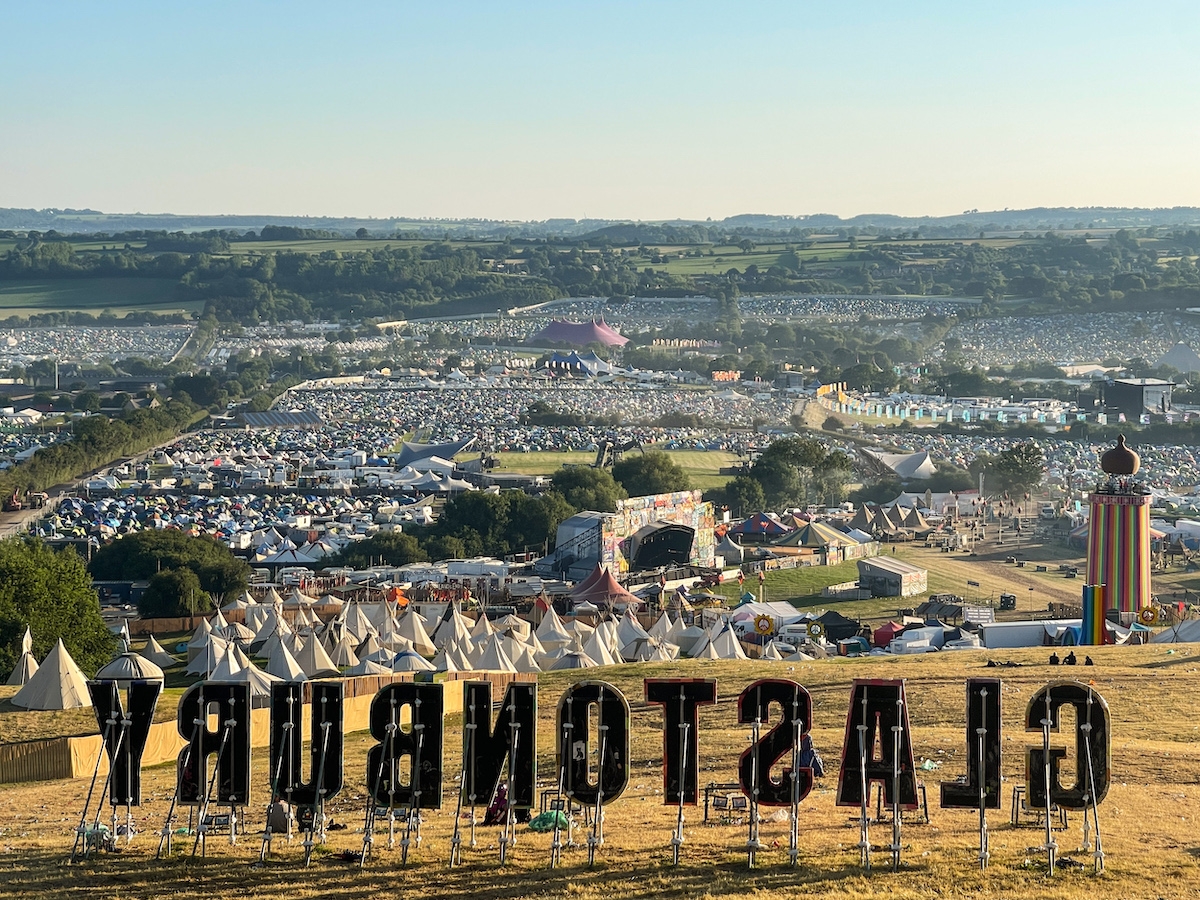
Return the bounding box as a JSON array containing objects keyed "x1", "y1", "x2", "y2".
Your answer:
[{"x1": 1049, "y1": 651, "x2": 1094, "y2": 666}]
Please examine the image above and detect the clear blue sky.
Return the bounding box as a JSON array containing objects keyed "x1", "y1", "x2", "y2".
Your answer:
[{"x1": 3, "y1": 1, "x2": 1198, "y2": 221}]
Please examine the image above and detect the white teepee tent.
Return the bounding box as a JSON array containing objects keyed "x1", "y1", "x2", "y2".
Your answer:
[
  {"x1": 6, "y1": 650, "x2": 39, "y2": 686},
  {"x1": 96, "y1": 652, "x2": 165, "y2": 687},
  {"x1": 11, "y1": 639, "x2": 92, "y2": 710},
  {"x1": 140, "y1": 635, "x2": 179, "y2": 668},
  {"x1": 266, "y1": 641, "x2": 308, "y2": 682},
  {"x1": 296, "y1": 634, "x2": 339, "y2": 678},
  {"x1": 394, "y1": 610, "x2": 436, "y2": 656}
]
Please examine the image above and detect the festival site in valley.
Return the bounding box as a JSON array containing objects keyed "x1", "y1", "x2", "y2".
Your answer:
[{"x1": 5, "y1": 3, "x2": 1200, "y2": 899}]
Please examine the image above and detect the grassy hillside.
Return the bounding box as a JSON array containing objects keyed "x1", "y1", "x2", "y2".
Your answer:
[
  {"x1": 0, "y1": 646, "x2": 1196, "y2": 899},
  {"x1": 0, "y1": 279, "x2": 199, "y2": 317}
]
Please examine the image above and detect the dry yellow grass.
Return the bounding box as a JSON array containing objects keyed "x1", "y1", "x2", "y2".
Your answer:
[{"x1": 2, "y1": 647, "x2": 1199, "y2": 898}]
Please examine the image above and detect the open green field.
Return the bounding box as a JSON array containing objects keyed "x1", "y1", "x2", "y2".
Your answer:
[
  {"x1": 225, "y1": 238, "x2": 462, "y2": 255},
  {"x1": 0, "y1": 279, "x2": 200, "y2": 318},
  {"x1": 641, "y1": 244, "x2": 858, "y2": 277},
  {"x1": 1, "y1": 647, "x2": 1198, "y2": 899},
  {"x1": 492, "y1": 450, "x2": 593, "y2": 474},
  {"x1": 631, "y1": 235, "x2": 1037, "y2": 277},
  {"x1": 491, "y1": 449, "x2": 739, "y2": 491},
  {"x1": 0, "y1": 239, "x2": 152, "y2": 253},
  {"x1": 707, "y1": 536, "x2": 1093, "y2": 625}
]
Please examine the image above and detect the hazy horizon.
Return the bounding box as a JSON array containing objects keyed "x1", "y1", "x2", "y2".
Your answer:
[{"x1": 4, "y1": 1, "x2": 1198, "y2": 221}]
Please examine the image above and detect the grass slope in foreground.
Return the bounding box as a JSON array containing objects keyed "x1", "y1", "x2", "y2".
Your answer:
[{"x1": 0, "y1": 646, "x2": 1196, "y2": 899}]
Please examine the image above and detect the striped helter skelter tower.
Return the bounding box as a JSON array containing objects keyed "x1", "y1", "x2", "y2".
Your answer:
[{"x1": 1086, "y1": 434, "x2": 1152, "y2": 616}]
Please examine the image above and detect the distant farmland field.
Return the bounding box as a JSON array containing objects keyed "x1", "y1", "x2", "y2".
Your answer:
[{"x1": 0, "y1": 279, "x2": 199, "y2": 318}]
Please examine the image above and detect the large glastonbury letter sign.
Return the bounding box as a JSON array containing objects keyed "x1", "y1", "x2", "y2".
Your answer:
[
  {"x1": 366, "y1": 682, "x2": 445, "y2": 810},
  {"x1": 737, "y1": 678, "x2": 813, "y2": 806},
  {"x1": 176, "y1": 682, "x2": 252, "y2": 806},
  {"x1": 940, "y1": 677, "x2": 1001, "y2": 810},
  {"x1": 557, "y1": 680, "x2": 630, "y2": 806},
  {"x1": 836, "y1": 679, "x2": 917, "y2": 809},
  {"x1": 462, "y1": 680, "x2": 536, "y2": 810},
  {"x1": 1025, "y1": 680, "x2": 1111, "y2": 809},
  {"x1": 88, "y1": 679, "x2": 161, "y2": 807},
  {"x1": 269, "y1": 682, "x2": 345, "y2": 808},
  {"x1": 645, "y1": 678, "x2": 717, "y2": 804}
]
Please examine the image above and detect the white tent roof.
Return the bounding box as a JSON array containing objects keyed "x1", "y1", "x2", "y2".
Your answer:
[
  {"x1": 20, "y1": 627, "x2": 32, "y2": 654},
  {"x1": 6, "y1": 650, "x2": 38, "y2": 686},
  {"x1": 512, "y1": 645, "x2": 542, "y2": 674},
  {"x1": 442, "y1": 641, "x2": 476, "y2": 671},
  {"x1": 617, "y1": 610, "x2": 650, "y2": 647},
  {"x1": 395, "y1": 610, "x2": 436, "y2": 656},
  {"x1": 711, "y1": 626, "x2": 748, "y2": 660},
  {"x1": 342, "y1": 602, "x2": 378, "y2": 643},
  {"x1": 344, "y1": 658, "x2": 392, "y2": 676},
  {"x1": 582, "y1": 629, "x2": 619, "y2": 666},
  {"x1": 648, "y1": 612, "x2": 674, "y2": 641},
  {"x1": 189, "y1": 618, "x2": 213, "y2": 644},
  {"x1": 221, "y1": 622, "x2": 256, "y2": 643},
  {"x1": 678, "y1": 625, "x2": 707, "y2": 656},
  {"x1": 643, "y1": 642, "x2": 676, "y2": 662},
  {"x1": 210, "y1": 646, "x2": 281, "y2": 699},
  {"x1": 222, "y1": 590, "x2": 258, "y2": 612},
  {"x1": 1150, "y1": 620, "x2": 1200, "y2": 643},
  {"x1": 296, "y1": 634, "x2": 340, "y2": 678},
  {"x1": 391, "y1": 649, "x2": 436, "y2": 672},
  {"x1": 666, "y1": 615, "x2": 687, "y2": 646},
  {"x1": 329, "y1": 634, "x2": 360, "y2": 668},
  {"x1": 548, "y1": 650, "x2": 598, "y2": 670},
  {"x1": 11, "y1": 639, "x2": 92, "y2": 710},
  {"x1": 494, "y1": 614, "x2": 530, "y2": 640},
  {"x1": 470, "y1": 613, "x2": 495, "y2": 641},
  {"x1": 475, "y1": 635, "x2": 517, "y2": 672},
  {"x1": 266, "y1": 641, "x2": 308, "y2": 682},
  {"x1": 140, "y1": 635, "x2": 179, "y2": 668},
  {"x1": 432, "y1": 606, "x2": 473, "y2": 648},
  {"x1": 535, "y1": 607, "x2": 572, "y2": 647},
  {"x1": 96, "y1": 652, "x2": 165, "y2": 684},
  {"x1": 185, "y1": 636, "x2": 229, "y2": 676}
]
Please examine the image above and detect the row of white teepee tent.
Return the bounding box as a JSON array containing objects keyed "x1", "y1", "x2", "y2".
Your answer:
[{"x1": 10, "y1": 638, "x2": 91, "y2": 710}]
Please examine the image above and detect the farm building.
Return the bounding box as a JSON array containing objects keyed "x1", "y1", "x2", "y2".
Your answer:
[{"x1": 856, "y1": 556, "x2": 928, "y2": 598}]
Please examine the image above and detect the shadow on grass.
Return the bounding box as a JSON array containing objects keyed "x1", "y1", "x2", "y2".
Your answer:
[
  {"x1": 0, "y1": 844, "x2": 930, "y2": 900},
  {"x1": 1135, "y1": 652, "x2": 1198, "y2": 670}
]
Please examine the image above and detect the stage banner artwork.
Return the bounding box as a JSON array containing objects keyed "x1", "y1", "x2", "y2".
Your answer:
[
  {"x1": 88, "y1": 679, "x2": 162, "y2": 807},
  {"x1": 176, "y1": 682, "x2": 252, "y2": 806},
  {"x1": 366, "y1": 682, "x2": 445, "y2": 809},
  {"x1": 556, "y1": 680, "x2": 630, "y2": 806}
]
